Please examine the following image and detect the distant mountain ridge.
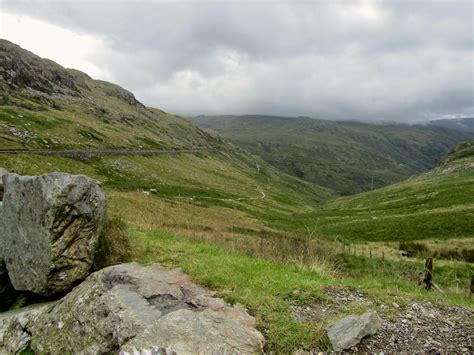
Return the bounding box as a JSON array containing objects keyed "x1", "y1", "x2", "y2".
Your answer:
[
  {"x1": 428, "y1": 117, "x2": 474, "y2": 133},
  {"x1": 191, "y1": 115, "x2": 474, "y2": 194}
]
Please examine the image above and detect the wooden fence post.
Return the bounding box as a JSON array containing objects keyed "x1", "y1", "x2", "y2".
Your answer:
[
  {"x1": 382, "y1": 251, "x2": 384, "y2": 261},
  {"x1": 470, "y1": 275, "x2": 474, "y2": 298},
  {"x1": 423, "y1": 258, "x2": 433, "y2": 290}
]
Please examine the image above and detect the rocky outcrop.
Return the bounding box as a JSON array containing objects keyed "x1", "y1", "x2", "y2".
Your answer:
[
  {"x1": 1, "y1": 172, "x2": 106, "y2": 296},
  {"x1": 0, "y1": 263, "x2": 267, "y2": 354},
  {"x1": 326, "y1": 311, "x2": 382, "y2": 351},
  {"x1": 0, "y1": 39, "x2": 85, "y2": 95}
]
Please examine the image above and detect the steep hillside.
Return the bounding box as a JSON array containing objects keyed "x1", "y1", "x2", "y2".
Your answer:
[
  {"x1": 0, "y1": 39, "x2": 222, "y2": 150},
  {"x1": 285, "y1": 141, "x2": 474, "y2": 244},
  {"x1": 0, "y1": 39, "x2": 332, "y2": 228},
  {"x1": 191, "y1": 115, "x2": 473, "y2": 195}
]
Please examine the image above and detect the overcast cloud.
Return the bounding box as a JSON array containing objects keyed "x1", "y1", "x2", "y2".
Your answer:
[{"x1": 1, "y1": 0, "x2": 473, "y2": 121}]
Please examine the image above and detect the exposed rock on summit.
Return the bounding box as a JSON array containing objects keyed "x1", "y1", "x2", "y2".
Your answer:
[{"x1": 1, "y1": 172, "x2": 106, "y2": 296}]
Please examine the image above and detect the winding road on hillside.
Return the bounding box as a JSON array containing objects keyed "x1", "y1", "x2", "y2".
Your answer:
[
  {"x1": 0, "y1": 148, "x2": 216, "y2": 159},
  {"x1": 0, "y1": 147, "x2": 267, "y2": 201}
]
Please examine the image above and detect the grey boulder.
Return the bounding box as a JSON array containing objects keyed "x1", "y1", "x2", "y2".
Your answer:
[
  {"x1": 31, "y1": 263, "x2": 265, "y2": 354},
  {"x1": 1, "y1": 172, "x2": 106, "y2": 296},
  {"x1": 326, "y1": 311, "x2": 382, "y2": 351}
]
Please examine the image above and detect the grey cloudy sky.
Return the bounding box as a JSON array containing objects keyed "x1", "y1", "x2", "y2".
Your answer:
[{"x1": 1, "y1": 0, "x2": 473, "y2": 121}]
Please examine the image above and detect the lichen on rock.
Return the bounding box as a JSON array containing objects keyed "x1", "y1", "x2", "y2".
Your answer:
[
  {"x1": 30, "y1": 263, "x2": 265, "y2": 354},
  {"x1": 2, "y1": 172, "x2": 106, "y2": 296}
]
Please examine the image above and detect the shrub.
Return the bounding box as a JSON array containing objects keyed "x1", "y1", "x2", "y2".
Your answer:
[
  {"x1": 399, "y1": 241, "x2": 430, "y2": 258},
  {"x1": 435, "y1": 248, "x2": 474, "y2": 263},
  {"x1": 93, "y1": 215, "x2": 131, "y2": 270}
]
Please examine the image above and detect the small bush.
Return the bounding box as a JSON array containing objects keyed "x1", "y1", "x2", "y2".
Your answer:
[
  {"x1": 461, "y1": 249, "x2": 474, "y2": 263},
  {"x1": 93, "y1": 215, "x2": 131, "y2": 270},
  {"x1": 435, "y1": 248, "x2": 474, "y2": 263},
  {"x1": 399, "y1": 241, "x2": 430, "y2": 258}
]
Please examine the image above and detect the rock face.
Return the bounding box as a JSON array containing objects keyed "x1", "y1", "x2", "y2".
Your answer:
[
  {"x1": 30, "y1": 263, "x2": 265, "y2": 354},
  {"x1": 1, "y1": 172, "x2": 106, "y2": 296},
  {"x1": 326, "y1": 311, "x2": 382, "y2": 351}
]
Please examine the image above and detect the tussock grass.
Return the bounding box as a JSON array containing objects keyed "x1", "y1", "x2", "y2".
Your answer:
[{"x1": 93, "y1": 215, "x2": 131, "y2": 270}]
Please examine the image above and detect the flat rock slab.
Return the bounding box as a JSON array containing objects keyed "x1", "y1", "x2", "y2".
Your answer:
[
  {"x1": 30, "y1": 263, "x2": 265, "y2": 354},
  {"x1": 326, "y1": 311, "x2": 382, "y2": 351},
  {"x1": 1, "y1": 172, "x2": 106, "y2": 296}
]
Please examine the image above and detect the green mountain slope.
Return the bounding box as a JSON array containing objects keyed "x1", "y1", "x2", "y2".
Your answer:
[
  {"x1": 191, "y1": 115, "x2": 473, "y2": 195},
  {"x1": 0, "y1": 39, "x2": 332, "y2": 225},
  {"x1": 288, "y1": 141, "x2": 474, "y2": 243},
  {"x1": 0, "y1": 39, "x2": 222, "y2": 151}
]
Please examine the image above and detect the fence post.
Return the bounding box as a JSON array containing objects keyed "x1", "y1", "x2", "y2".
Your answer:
[
  {"x1": 423, "y1": 258, "x2": 433, "y2": 290},
  {"x1": 370, "y1": 249, "x2": 372, "y2": 259},
  {"x1": 470, "y1": 275, "x2": 474, "y2": 298},
  {"x1": 382, "y1": 251, "x2": 384, "y2": 261}
]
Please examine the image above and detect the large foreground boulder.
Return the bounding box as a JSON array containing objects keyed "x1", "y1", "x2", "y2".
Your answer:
[
  {"x1": 1, "y1": 172, "x2": 106, "y2": 296},
  {"x1": 30, "y1": 263, "x2": 265, "y2": 354},
  {"x1": 326, "y1": 311, "x2": 382, "y2": 351}
]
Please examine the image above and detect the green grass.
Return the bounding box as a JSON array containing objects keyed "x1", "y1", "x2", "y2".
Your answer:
[
  {"x1": 130, "y1": 229, "x2": 327, "y2": 352},
  {"x1": 128, "y1": 228, "x2": 473, "y2": 352},
  {"x1": 258, "y1": 151, "x2": 474, "y2": 243}
]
